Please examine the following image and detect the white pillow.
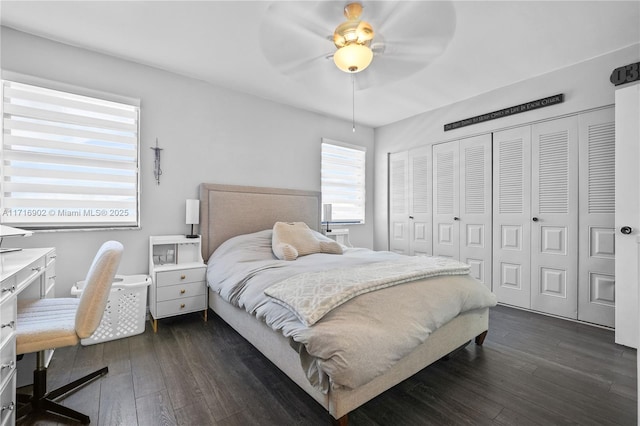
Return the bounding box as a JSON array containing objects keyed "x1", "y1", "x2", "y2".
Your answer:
[{"x1": 272, "y1": 222, "x2": 342, "y2": 261}]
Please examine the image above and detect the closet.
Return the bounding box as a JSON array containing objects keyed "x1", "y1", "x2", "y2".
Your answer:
[
  {"x1": 388, "y1": 107, "x2": 615, "y2": 327},
  {"x1": 432, "y1": 134, "x2": 492, "y2": 287}
]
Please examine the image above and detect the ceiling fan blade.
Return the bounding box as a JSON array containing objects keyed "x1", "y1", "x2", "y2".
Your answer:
[
  {"x1": 262, "y1": 2, "x2": 333, "y2": 39},
  {"x1": 355, "y1": 1, "x2": 456, "y2": 90},
  {"x1": 279, "y1": 52, "x2": 333, "y2": 76},
  {"x1": 260, "y1": 2, "x2": 343, "y2": 77},
  {"x1": 375, "y1": 1, "x2": 456, "y2": 48}
]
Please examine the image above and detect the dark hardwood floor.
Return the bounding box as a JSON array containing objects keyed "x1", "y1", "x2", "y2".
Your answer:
[{"x1": 17, "y1": 305, "x2": 636, "y2": 425}]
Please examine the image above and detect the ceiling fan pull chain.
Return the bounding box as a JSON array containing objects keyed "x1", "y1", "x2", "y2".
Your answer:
[{"x1": 352, "y1": 74, "x2": 356, "y2": 132}]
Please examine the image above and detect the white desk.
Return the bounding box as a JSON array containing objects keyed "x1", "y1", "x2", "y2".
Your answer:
[{"x1": 0, "y1": 248, "x2": 56, "y2": 426}]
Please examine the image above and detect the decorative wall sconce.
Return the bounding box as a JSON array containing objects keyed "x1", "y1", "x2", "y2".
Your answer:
[{"x1": 150, "y1": 138, "x2": 163, "y2": 185}]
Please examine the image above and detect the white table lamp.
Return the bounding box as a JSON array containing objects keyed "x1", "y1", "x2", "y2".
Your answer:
[{"x1": 185, "y1": 199, "x2": 199, "y2": 239}]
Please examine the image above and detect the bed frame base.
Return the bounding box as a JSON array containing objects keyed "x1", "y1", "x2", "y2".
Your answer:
[{"x1": 475, "y1": 330, "x2": 488, "y2": 345}]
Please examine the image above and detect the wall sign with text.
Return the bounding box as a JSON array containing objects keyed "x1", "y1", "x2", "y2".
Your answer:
[
  {"x1": 610, "y1": 62, "x2": 640, "y2": 86},
  {"x1": 444, "y1": 94, "x2": 564, "y2": 131}
]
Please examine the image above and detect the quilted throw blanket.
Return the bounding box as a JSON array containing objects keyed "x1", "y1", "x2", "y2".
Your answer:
[{"x1": 265, "y1": 256, "x2": 470, "y2": 326}]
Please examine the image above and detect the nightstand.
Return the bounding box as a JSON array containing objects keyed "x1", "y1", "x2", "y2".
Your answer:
[
  {"x1": 325, "y1": 228, "x2": 350, "y2": 246},
  {"x1": 148, "y1": 235, "x2": 208, "y2": 332}
]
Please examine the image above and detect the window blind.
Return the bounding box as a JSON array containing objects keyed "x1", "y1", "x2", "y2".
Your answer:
[
  {"x1": 321, "y1": 139, "x2": 366, "y2": 224},
  {"x1": 1, "y1": 80, "x2": 140, "y2": 229}
]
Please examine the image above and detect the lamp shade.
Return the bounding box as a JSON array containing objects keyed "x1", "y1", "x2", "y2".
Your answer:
[
  {"x1": 333, "y1": 43, "x2": 373, "y2": 73},
  {"x1": 323, "y1": 203, "x2": 333, "y2": 223},
  {"x1": 185, "y1": 199, "x2": 199, "y2": 225}
]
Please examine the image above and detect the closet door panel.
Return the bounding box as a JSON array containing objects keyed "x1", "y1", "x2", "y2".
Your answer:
[
  {"x1": 578, "y1": 108, "x2": 615, "y2": 327},
  {"x1": 530, "y1": 116, "x2": 579, "y2": 319},
  {"x1": 408, "y1": 146, "x2": 432, "y2": 256},
  {"x1": 493, "y1": 127, "x2": 531, "y2": 308},
  {"x1": 388, "y1": 151, "x2": 409, "y2": 254},
  {"x1": 459, "y1": 134, "x2": 492, "y2": 288},
  {"x1": 432, "y1": 141, "x2": 460, "y2": 258}
]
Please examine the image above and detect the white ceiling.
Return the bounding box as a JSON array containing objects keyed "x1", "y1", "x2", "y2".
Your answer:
[{"x1": 1, "y1": 1, "x2": 639, "y2": 128}]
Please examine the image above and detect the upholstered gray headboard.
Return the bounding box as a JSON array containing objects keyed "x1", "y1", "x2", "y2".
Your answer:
[{"x1": 199, "y1": 183, "x2": 321, "y2": 261}]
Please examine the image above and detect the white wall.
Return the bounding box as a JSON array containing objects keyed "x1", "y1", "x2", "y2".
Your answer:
[
  {"x1": 1, "y1": 27, "x2": 375, "y2": 296},
  {"x1": 374, "y1": 43, "x2": 640, "y2": 251}
]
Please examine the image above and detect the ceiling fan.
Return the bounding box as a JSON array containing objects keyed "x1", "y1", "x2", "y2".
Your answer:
[{"x1": 259, "y1": 1, "x2": 457, "y2": 91}]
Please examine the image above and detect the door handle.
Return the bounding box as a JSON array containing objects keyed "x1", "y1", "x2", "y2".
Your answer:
[
  {"x1": 409, "y1": 216, "x2": 414, "y2": 219},
  {"x1": 621, "y1": 226, "x2": 633, "y2": 235},
  {"x1": 453, "y1": 217, "x2": 460, "y2": 221},
  {"x1": 532, "y1": 217, "x2": 539, "y2": 222}
]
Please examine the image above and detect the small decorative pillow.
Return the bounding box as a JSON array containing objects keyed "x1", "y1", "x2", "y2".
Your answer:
[{"x1": 272, "y1": 221, "x2": 343, "y2": 261}]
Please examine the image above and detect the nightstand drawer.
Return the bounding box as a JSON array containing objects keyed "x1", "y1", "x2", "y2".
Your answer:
[
  {"x1": 156, "y1": 281, "x2": 206, "y2": 302},
  {"x1": 156, "y1": 296, "x2": 207, "y2": 317},
  {"x1": 156, "y1": 268, "x2": 206, "y2": 287}
]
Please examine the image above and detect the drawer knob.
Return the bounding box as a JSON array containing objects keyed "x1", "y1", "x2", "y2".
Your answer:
[
  {"x1": 1, "y1": 361, "x2": 14, "y2": 370},
  {"x1": 180, "y1": 303, "x2": 186, "y2": 309},
  {"x1": 180, "y1": 274, "x2": 186, "y2": 280},
  {"x1": 180, "y1": 289, "x2": 186, "y2": 294},
  {"x1": 1, "y1": 402, "x2": 14, "y2": 412},
  {"x1": 1, "y1": 321, "x2": 15, "y2": 329},
  {"x1": 1, "y1": 286, "x2": 16, "y2": 294}
]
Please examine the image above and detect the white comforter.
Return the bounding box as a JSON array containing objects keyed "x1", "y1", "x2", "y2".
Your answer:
[{"x1": 206, "y1": 230, "x2": 497, "y2": 392}]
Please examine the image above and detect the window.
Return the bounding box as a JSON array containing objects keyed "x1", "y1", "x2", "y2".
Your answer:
[
  {"x1": 1, "y1": 80, "x2": 140, "y2": 229},
  {"x1": 321, "y1": 139, "x2": 366, "y2": 224}
]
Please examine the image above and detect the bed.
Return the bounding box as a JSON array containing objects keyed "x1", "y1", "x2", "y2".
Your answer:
[{"x1": 199, "y1": 183, "x2": 496, "y2": 425}]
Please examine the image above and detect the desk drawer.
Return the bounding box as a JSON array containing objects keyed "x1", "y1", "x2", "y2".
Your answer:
[
  {"x1": 16, "y1": 257, "x2": 45, "y2": 289},
  {"x1": 156, "y1": 295, "x2": 207, "y2": 318},
  {"x1": 0, "y1": 300, "x2": 15, "y2": 349},
  {"x1": 0, "y1": 371, "x2": 15, "y2": 426},
  {"x1": 0, "y1": 338, "x2": 15, "y2": 392},
  {"x1": 156, "y1": 281, "x2": 206, "y2": 302},
  {"x1": 46, "y1": 249, "x2": 57, "y2": 267},
  {"x1": 156, "y1": 268, "x2": 206, "y2": 287},
  {"x1": 0, "y1": 277, "x2": 16, "y2": 305}
]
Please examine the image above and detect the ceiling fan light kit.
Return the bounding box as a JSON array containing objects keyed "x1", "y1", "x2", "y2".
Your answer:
[
  {"x1": 334, "y1": 43, "x2": 373, "y2": 73},
  {"x1": 333, "y1": 2, "x2": 374, "y2": 73}
]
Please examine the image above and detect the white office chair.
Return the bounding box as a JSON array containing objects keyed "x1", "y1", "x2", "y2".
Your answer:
[{"x1": 15, "y1": 240, "x2": 123, "y2": 424}]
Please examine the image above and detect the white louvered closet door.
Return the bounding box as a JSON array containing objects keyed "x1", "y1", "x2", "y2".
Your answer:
[
  {"x1": 408, "y1": 146, "x2": 432, "y2": 256},
  {"x1": 459, "y1": 134, "x2": 492, "y2": 288},
  {"x1": 578, "y1": 108, "x2": 615, "y2": 327},
  {"x1": 432, "y1": 141, "x2": 460, "y2": 258},
  {"x1": 530, "y1": 117, "x2": 579, "y2": 319},
  {"x1": 389, "y1": 151, "x2": 410, "y2": 254},
  {"x1": 493, "y1": 127, "x2": 532, "y2": 308}
]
